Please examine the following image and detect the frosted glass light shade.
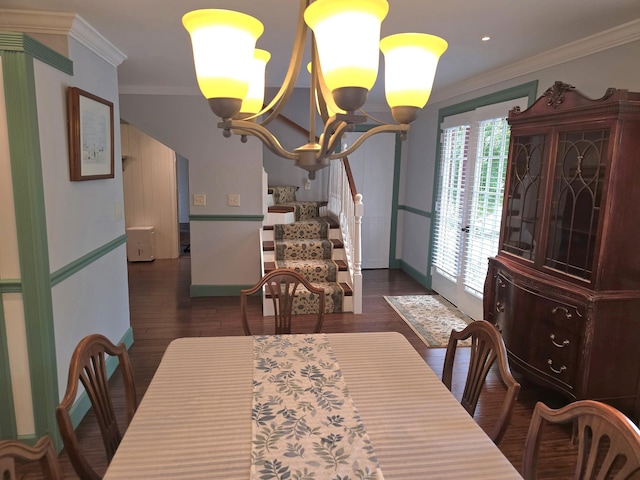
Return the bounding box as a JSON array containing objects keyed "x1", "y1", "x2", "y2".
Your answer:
[
  {"x1": 238, "y1": 49, "x2": 271, "y2": 117},
  {"x1": 380, "y1": 33, "x2": 447, "y2": 109},
  {"x1": 182, "y1": 9, "x2": 264, "y2": 101},
  {"x1": 304, "y1": 0, "x2": 388, "y2": 93}
]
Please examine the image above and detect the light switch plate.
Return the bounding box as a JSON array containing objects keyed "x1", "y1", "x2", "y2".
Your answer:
[
  {"x1": 193, "y1": 194, "x2": 206, "y2": 206},
  {"x1": 227, "y1": 194, "x2": 241, "y2": 207}
]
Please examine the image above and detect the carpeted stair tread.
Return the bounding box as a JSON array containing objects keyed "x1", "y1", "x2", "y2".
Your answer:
[
  {"x1": 264, "y1": 281, "x2": 345, "y2": 313},
  {"x1": 263, "y1": 238, "x2": 343, "y2": 252},
  {"x1": 274, "y1": 219, "x2": 330, "y2": 240},
  {"x1": 275, "y1": 259, "x2": 338, "y2": 282},
  {"x1": 264, "y1": 216, "x2": 338, "y2": 230},
  {"x1": 264, "y1": 260, "x2": 347, "y2": 273},
  {"x1": 276, "y1": 239, "x2": 333, "y2": 261}
]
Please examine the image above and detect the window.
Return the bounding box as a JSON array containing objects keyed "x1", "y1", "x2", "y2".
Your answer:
[{"x1": 431, "y1": 96, "x2": 529, "y2": 318}]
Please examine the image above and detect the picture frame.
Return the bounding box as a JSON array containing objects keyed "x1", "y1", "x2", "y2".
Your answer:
[{"x1": 68, "y1": 87, "x2": 114, "y2": 181}]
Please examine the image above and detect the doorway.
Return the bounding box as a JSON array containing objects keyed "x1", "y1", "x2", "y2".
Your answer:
[
  {"x1": 177, "y1": 154, "x2": 190, "y2": 256},
  {"x1": 342, "y1": 130, "x2": 397, "y2": 269}
]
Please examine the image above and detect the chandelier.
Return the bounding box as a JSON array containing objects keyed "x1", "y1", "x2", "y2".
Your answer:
[{"x1": 182, "y1": 0, "x2": 447, "y2": 177}]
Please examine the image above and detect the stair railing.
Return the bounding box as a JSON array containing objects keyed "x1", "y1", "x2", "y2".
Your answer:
[
  {"x1": 328, "y1": 157, "x2": 363, "y2": 314},
  {"x1": 268, "y1": 109, "x2": 363, "y2": 314}
]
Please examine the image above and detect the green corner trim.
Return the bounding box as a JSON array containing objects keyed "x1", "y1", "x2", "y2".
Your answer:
[
  {"x1": 3, "y1": 49, "x2": 60, "y2": 445},
  {"x1": 51, "y1": 234, "x2": 127, "y2": 286},
  {"x1": 189, "y1": 214, "x2": 264, "y2": 222},
  {"x1": 190, "y1": 284, "x2": 253, "y2": 297},
  {"x1": 0, "y1": 298, "x2": 16, "y2": 439},
  {"x1": 388, "y1": 132, "x2": 402, "y2": 270},
  {"x1": 0, "y1": 280, "x2": 22, "y2": 293},
  {"x1": 398, "y1": 205, "x2": 431, "y2": 218},
  {"x1": 0, "y1": 32, "x2": 73, "y2": 76},
  {"x1": 67, "y1": 328, "x2": 134, "y2": 429},
  {"x1": 427, "y1": 80, "x2": 539, "y2": 288}
]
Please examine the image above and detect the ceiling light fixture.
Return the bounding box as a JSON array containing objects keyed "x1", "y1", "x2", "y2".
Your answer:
[{"x1": 182, "y1": 0, "x2": 447, "y2": 177}]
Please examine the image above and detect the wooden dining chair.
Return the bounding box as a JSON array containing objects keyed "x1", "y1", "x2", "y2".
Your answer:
[
  {"x1": 56, "y1": 333, "x2": 137, "y2": 480},
  {"x1": 0, "y1": 435, "x2": 63, "y2": 480},
  {"x1": 442, "y1": 319, "x2": 521, "y2": 444},
  {"x1": 523, "y1": 400, "x2": 640, "y2": 480},
  {"x1": 240, "y1": 268, "x2": 325, "y2": 335}
]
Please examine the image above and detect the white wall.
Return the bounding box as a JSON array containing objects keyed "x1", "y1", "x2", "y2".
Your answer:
[
  {"x1": 399, "y1": 39, "x2": 640, "y2": 283},
  {"x1": 36, "y1": 35, "x2": 130, "y2": 405}
]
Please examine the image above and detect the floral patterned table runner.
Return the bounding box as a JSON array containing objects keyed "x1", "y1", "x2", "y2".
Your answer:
[{"x1": 251, "y1": 334, "x2": 383, "y2": 480}]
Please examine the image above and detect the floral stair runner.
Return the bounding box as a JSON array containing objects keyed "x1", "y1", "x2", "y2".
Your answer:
[
  {"x1": 271, "y1": 218, "x2": 344, "y2": 314},
  {"x1": 251, "y1": 334, "x2": 383, "y2": 480},
  {"x1": 269, "y1": 185, "x2": 326, "y2": 221}
]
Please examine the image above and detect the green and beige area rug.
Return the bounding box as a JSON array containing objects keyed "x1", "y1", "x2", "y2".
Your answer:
[{"x1": 384, "y1": 295, "x2": 474, "y2": 348}]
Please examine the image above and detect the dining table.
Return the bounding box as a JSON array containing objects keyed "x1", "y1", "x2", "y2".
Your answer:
[{"x1": 103, "y1": 331, "x2": 523, "y2": 479}]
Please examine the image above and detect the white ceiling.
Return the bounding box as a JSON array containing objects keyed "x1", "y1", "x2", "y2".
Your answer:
[{"x1": 1, "y1": 0, "x2": 639, "y2": 105}]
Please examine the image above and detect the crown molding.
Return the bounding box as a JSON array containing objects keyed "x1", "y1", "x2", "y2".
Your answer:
[
  {"x1": 69, "y1": 15, "x2": 126, "y2": 67},
  {"x1": 431, "y1": 18, "x2": 640, "y2": 104},
  {"x1": 0, "y1": 9, "x2": 126, "y2": 67}
]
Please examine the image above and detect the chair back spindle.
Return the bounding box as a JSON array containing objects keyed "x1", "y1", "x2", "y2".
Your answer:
[
  {"x1": 241, "y1": 269, "x2": 325, "y2": 335},
  {"x1": 442, "y1": 320, "x2": 520, "y2": 444}
]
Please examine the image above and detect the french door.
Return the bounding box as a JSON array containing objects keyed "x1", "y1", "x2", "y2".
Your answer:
[{"x1": 431, "y1": 98, "x2": 527, "y2": 320}]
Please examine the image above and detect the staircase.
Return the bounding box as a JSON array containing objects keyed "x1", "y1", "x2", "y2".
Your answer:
[{"x1": 262, "y1": 216, "x2": 353, "y2": 315}]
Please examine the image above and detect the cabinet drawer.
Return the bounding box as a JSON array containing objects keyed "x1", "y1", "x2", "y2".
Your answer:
[
  {"x1": 529, "y1": 324, "x2": 580, "y2": 389},
  {"x1": 521, "y1": 288, "x2": 584, "y2": 389},
  {"x1": 490, "y1": 272, "x2": 585, "y2": 390}
]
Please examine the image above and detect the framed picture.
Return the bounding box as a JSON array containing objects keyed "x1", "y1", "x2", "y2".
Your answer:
[{"x1": 68, "y1": 87, "x2": 114, "y2": 181}]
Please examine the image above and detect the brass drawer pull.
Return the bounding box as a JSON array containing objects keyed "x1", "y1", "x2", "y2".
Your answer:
[
  {"x1": 496, "y1": 301, "x2": 505, "y2": 313},
  {"x1": 547, "y1": 359, "x2": 567, "y2": 374},
  {"x1": 550, "y1": 334, "x2": 570, "y2": 348},
  {"x1": 552, "y1": 306, "x2": 572, "y2": 319}
]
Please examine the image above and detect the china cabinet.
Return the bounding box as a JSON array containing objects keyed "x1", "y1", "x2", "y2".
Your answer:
[{"x1": 483, "y1": 82, "x2": 640, "y2": 421}]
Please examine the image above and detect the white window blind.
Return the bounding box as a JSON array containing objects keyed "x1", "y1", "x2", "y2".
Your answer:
[
  {"x1": 432, "y1": 120, "x2": 470, "y2": 281},
  {"x1": 463, "y1": 115, "x2": 510, "y2": 296},
  {"x1": 433, "y1": 97, "x2": 527, "y2": 297}
]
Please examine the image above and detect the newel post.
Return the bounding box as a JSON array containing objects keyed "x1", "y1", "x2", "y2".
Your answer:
[{"x1": 354, "y1": 193, "x2": 364, "y2": 314}]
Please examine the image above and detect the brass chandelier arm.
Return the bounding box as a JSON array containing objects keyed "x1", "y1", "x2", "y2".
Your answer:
[
  {"x1": 258, "y1": 0, "x2": 309, "y2": 127},
  {"x1": 317, "y1": 118, "x2": 351, "y2": 159},
  {"x1": 220, "y1": 120, "x2": 299, "y2": 160},
  {"x1": 328, "y1": 123, "x2": 410, "y2": 160}
]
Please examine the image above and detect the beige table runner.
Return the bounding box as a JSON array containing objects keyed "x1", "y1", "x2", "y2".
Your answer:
[{"x1": 251, "y1": 334, "x2": 382, "y2": 479}]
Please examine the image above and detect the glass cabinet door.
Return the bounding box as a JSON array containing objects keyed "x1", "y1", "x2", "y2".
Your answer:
[
  {"x1": 501, "y1": 134, "x2": 546, "y2": 261},
  {"x1": 544, "y1": 129, "x2": 609, "y2": 279}
]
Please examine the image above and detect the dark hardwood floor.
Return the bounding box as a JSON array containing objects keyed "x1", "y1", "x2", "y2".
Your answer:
[{"x1": 20, "y1": 257, "x2": 584, "y2": 479}]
